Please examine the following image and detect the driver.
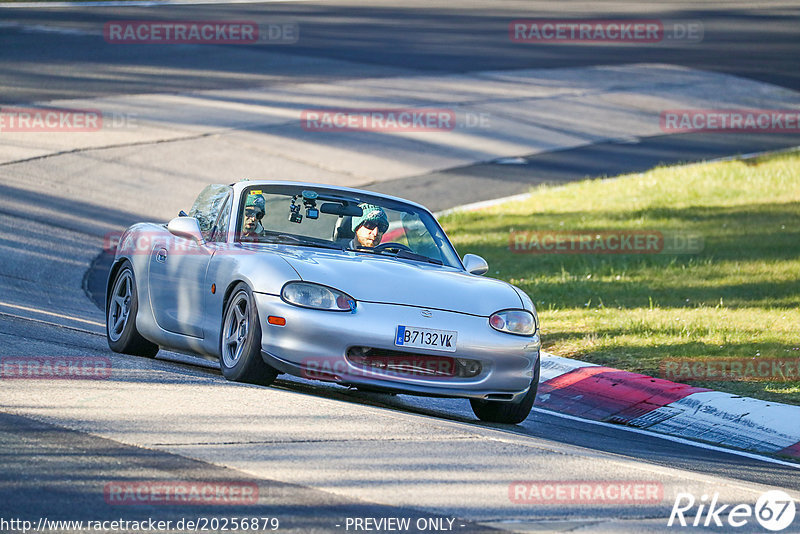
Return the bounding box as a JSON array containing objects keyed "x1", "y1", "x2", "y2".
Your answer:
[
  {"x1": 350, "y1": 203, "x2": 389, "y2": 249},
  {"x1": 241, "y1": 194, "x2": 267, "y2": 238}
]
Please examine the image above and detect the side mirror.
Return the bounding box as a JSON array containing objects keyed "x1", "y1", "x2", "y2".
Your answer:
[
  {"x1": 463, "y1": 254, "x2": 488, "y2": 276},
  {"x1": 167, "y1": 216, "x2": 204, "y2": 244}
]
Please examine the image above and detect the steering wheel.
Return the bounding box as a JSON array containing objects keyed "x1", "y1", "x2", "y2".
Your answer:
[{"x1": 373, "y1": 242, "x2": 413, "y2": 253}]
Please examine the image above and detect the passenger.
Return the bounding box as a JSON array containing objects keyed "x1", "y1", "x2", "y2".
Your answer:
[
  {"x1": 241, "y1": 194, "x2": 267, "y2": 239},
  {"x1": 350, "y1": 203, "x2": 389, "y2": 249}
]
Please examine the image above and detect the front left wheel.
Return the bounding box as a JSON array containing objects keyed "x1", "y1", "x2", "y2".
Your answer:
[
  {"x1": 220, "y1": 283, "x2": 279, "y2": 386},
  {"x1": 106, "y1": 262, "x2": 159, "y2": 358}
]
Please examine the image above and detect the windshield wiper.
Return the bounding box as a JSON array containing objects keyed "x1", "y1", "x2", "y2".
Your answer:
[
  {"x1": 396, "y1": 249, "x2": 443, "y2": 265},
  {"x1": 346, "y1": 247, "x2": 443, "y2": 265},
  {"x1": 296, "y1": 241, "x2": 345, "y2": 251}
]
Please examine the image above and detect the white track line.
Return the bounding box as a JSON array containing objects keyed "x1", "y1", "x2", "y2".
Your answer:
[
  {"x1": 0, "y1": 310, "x2": 103, "y2": 336},
  {"x1": 0, "y1": 0, "x2": 310, "y2": 8},
  {"x1": 0, "y1": 300, "x2": 104, "y2": 327},
  {"x1": 531, "y1": 407, "x2": 800, "y2": 469}
]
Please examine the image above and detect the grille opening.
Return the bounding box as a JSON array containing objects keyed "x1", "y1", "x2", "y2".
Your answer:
[{"x1": 346, "y1": 347, "x2": 482, "y2": 378}]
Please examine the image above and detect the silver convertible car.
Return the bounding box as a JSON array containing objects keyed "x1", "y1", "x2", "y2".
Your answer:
[{"x1": 106, "y1": 181, "x2": 541, "y2": 423}]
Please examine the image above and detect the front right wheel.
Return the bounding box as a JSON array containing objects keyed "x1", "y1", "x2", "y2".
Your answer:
[
  {"x1": 470, "y1": 357, "x2": 540, "y2": 424},
  {"x1": 220, "y1": 283, "x2": 279, "y2": 386}
]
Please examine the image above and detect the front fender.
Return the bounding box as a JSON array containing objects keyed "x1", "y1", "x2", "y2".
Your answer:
[
  {"x1": 211, "y1": 246, "x2": 301, "y2": 297},
  {"x1": 198, "y1": 245, "x2": 302, "y2": 357}
]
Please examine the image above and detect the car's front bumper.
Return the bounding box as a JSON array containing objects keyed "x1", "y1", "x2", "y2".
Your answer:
[{"x1": 253, "y1": 292, "x2": 540, "y2": 402}]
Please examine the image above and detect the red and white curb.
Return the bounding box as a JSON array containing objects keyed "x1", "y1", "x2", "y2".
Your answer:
[{"x1": 536, "y1": 353, "x2": 800, "y2": 460}]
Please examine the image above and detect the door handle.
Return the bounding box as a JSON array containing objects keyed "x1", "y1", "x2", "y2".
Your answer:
[{"x1": 155, "y1": 248, "x2": 167, "y2": 263}]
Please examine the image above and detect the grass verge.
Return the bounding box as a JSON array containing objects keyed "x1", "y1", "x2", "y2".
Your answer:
[{"x1": 442, "y1": 150, "x2": 800, "y2": 404}]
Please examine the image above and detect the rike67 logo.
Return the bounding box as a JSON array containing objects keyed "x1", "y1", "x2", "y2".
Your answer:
[{"x1": 668, "y1": 490, "x2": 796, "y2": 531}]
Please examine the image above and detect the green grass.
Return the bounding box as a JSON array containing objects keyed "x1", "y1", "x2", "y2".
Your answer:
[{"x1": 442, "y1": 150, "x2": 800, "y2": 404}]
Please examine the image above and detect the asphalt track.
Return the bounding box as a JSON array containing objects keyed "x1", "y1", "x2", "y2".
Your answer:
[
  {"x1": 2, "y1": 314, "x2": 799, "y2": 529},
  {"x1": 2, "y1": 0, "x2": 800, "y2": 103},
  {"x1": 2, "y1": 1, "x2": 800, "y2": 532}
]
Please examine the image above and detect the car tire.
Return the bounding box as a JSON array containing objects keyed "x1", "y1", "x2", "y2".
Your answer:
[
  {"x1": 470, "y1": 356, "x2": 540, "y2": 424},
  {"x1": 220, "y1": 282, "x2": 279, "y2": 386},
  {"x1": 106, "y1": 261, "x2": 159, "y2": 358}
]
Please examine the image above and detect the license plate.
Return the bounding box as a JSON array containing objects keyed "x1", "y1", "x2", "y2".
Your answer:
[{"x1": 395, "y1": 325, "x2": 457, "y2": 352}]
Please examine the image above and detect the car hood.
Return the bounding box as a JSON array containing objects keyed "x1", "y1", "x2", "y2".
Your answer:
[{"x1": 259, "y1": 246, "x2": 523, "y2": 316}]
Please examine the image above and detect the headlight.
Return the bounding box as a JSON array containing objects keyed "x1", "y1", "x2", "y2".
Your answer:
[
  {"x1": 281, "y1": 282, "x2": 355, "y2": 312},
  {"x1": 489, "y1": 309, "x2": 537, "y2": 336}
]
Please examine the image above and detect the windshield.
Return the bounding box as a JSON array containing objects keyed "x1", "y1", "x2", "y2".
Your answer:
[{"x1": 235, "y1": 185, "x2": 462, "y2": 269}]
